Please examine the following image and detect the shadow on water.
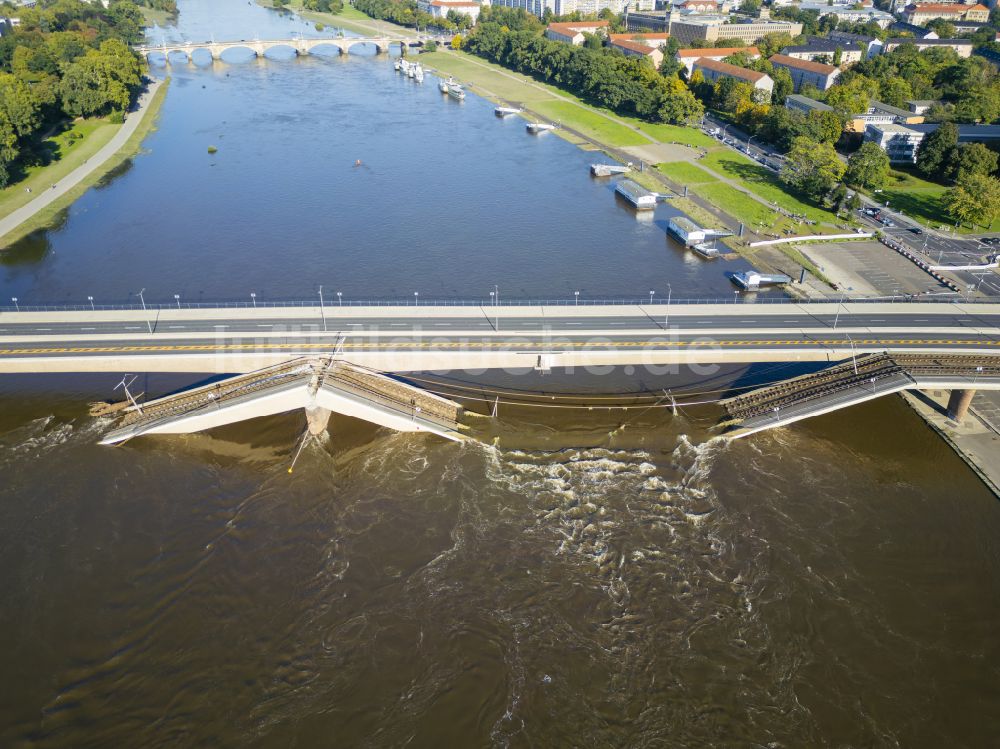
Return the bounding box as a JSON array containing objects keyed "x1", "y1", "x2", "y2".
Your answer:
[
  {"x1": 1, "y1": 229, "x2": 54, "y2": 265},
  {"x1": 94, "y1": 157, "x2": 136, "y2": 188}
]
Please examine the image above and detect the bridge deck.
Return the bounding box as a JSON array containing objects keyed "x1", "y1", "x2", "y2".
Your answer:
[
  {"x1": 721, "y1": 353, "x2": 1000, "y2": 438},
  {"x1": 101, "y1": 357, "x2": 464, "y2": 444}
]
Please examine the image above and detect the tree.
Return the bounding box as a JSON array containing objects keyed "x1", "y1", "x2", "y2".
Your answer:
[
  {"x1": 0, "y1": 109, "x2": 18, "y2": 188},
  {"x1": 825, "y1": 75, "x2": 877, "y2": 116},
  {"x1": 659, "y1": 37, "x2": 682, "y2": 77},
  {"x1": 954, "y1": 143, "x2": 999, "y2": 180},
  {"x1": 451, "y1": 33, "x2": 463, "y2": 50},
  {"x1": 57, "y1": 41, "x2": 143, "y2": 118},
  {"x1": 781, "y1": 135, "x2": 846, "y2": 201},
  {"x1": 805, "y1": 109, "x2": 843, "y2": 145},
  {"x1": 845, "y1": 141, "x2": 890, "y2": 190},
  {"x1": 916, "y1": 121, "x2": 959, "y2": 180},
  {"x1": 946, "y1": 173, "x2": 1000, "y2": 229},
  {"x1": 0, "y1": 74, "x2": 41, "y2": 139},
  {"x1": 770, "y1": 66, "x2": 793, "y2": 104},
  {"x1": 758, "y1": 32, "x2": 794, "y2": 58},
  {"x1": 830, "y1": 182, "x2": 849, "y2": 214},
  {"x1": 656, "y1": 76, "x2": 703, "y2": 124}
]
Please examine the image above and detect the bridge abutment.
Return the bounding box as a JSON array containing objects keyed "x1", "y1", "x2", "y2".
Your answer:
[{"x1": 947, "y1": 388, "x2": 976, "y2": 423}]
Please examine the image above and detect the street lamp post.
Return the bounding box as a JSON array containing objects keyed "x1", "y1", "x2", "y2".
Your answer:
[
  {"x1": 833, "y1": 292, "x2": 846, "y2": 330},
  {"x1": 250, "y1": 292, "x2": 256, "y2": 308},
  {"x1": 318, "y1": 286, "x2": 327, "y2": 331},
  {"x1": 137, "y1": 288, "x2": 153, "y2": 335},
  {"x1": 574, "y1": 290, "x2": 579, "y2": 306},
  {"x1": 649, "y1": 289, "x2": 655, "y2": 305},
  {"x1": 491, "y1": 285, "x2": 499, "y2": 331},
  {"x1": 88, "y1": 296, "x2": 94, "y2": 311},
  {"x1": 337, "y1": 291, "x2": 342, "y2": 306},
  {"x1": 845, "y1": 333, "x2": 858, "y2": 375},
  {"x1": 174, "y1": 294, "x2": 181, "y2": 309},
  {"x1": 414, "y1": 291, "x2": 419, "y2": 306},
  {"x1": 11, "y1": 297, "x2": 18, "y2": 312}
]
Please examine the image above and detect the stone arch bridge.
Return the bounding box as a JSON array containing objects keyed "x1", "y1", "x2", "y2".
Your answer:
[{"x1": 136, "y1": 37, "x2": 414, "y2": 62}]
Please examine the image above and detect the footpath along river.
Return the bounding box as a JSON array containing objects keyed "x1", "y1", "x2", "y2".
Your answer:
[{"x1": 0, "y1": 1, "x2": 998, "y2": 746}]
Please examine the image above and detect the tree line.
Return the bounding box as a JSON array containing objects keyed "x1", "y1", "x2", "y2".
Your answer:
[
  {"x1": 0, "y1": 0, "x2": 147, "y2": 187},
  {"x1": 352, "y1": 0, "x2": 473, "y2": 32},
  {"x1": 134, "y1": 0, "x2": 178, "y2": 15},
  {"x1": 464, "y1": 7, "x2": 702, "y2": 124}
]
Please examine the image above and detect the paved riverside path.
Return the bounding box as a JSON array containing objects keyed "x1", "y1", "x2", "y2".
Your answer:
[{"x1": 0, "y1": 78, "x2": 164, "y2": 243}]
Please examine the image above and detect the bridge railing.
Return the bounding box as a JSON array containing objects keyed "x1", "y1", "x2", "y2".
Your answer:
[{"x1": 0, "y1": 294, "x2": 996, "y2": 313}]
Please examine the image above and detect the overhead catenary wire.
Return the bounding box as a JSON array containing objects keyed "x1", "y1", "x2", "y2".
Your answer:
[{"x1": 397, "y1": 360, "x2": 817, "y2": 402}]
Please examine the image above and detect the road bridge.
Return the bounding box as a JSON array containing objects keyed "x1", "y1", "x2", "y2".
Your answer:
[
  {"x1": 4, "y1": 301, "x2": 1000, "y2": 443},
  {"x1": 136, "y1": 37, "x2": 411, "y2": 62}
]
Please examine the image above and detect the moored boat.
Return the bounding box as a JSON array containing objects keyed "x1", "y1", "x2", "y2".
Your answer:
[{"x1": 447, "y1": 82, "x2": 465, "y2": 100}]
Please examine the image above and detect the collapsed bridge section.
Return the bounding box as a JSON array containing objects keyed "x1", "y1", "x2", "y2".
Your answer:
[
  {"x1": 720, "y1": 353, "x2": 1000, "y2": 439},
  {"x1": 99, "y1": 357, "x2": 466, "y2": 445}
]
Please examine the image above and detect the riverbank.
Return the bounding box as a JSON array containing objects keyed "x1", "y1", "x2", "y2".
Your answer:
[
  {"x1": 256, "y1": 0, "x2": 841, "y2": 294},
  {"x1": 0, "y1": 78, "x2": 169, "y2": 249}
]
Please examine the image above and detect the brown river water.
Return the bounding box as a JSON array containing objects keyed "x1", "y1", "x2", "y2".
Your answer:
[{"x1": 1, "y1": 0, "x2": 999, "y2": 745}]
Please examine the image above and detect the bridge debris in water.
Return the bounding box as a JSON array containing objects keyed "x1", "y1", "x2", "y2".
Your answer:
[{"x1": 98, "y1": 357, "x2": 466, "y2": 445}]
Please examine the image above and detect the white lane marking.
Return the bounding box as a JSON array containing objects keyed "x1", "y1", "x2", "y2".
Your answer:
[
  {"x1": 168, "y1": 326, "x2": 186, "y2": 329},
  {"x1": 36, "y1": 328, "x2": 52, "y2": 331},
  {"x1": 433, "y1": 323, "x2": 452, "y2": 326},
  {"x1": 81, "y1": 327, "x2": 96, "y2": 331}
]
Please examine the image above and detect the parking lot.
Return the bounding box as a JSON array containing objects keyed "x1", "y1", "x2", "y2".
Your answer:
[{"x1": 796, "y1": 241, "x2": 955, "y2": 297}]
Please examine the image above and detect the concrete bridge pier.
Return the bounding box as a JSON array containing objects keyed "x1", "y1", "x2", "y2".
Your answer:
[
  {"x1": 305, "y1": 406, "x2": 332, "y2": 436},
  {"x1": 947, "y1": 389, "x2": 976, "y2": 423}
]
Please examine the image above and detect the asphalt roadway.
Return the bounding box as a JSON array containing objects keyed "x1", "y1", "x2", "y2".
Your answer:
[{"x1": 1, "y1": 305, "x2": 1000, "y2": 363}]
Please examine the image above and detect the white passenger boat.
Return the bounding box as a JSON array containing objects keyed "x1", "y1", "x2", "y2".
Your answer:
[
  {"x1": 414, "y1": 64, "x2": 424, "y2": 82},
  {"x1": 447, "y1": 83, "x2": 465, "y2": 100},
  {"x1": 495, "y1": 106, "x2": 522, "y2": 117},
  {"x1": 439, "y1": 76, "x2": 455, "y2": 93}
]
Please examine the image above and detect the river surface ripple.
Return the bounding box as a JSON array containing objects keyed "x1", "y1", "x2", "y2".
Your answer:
[{"x1": 0, "y1": 1, "x2": 998, "y2": 746}]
